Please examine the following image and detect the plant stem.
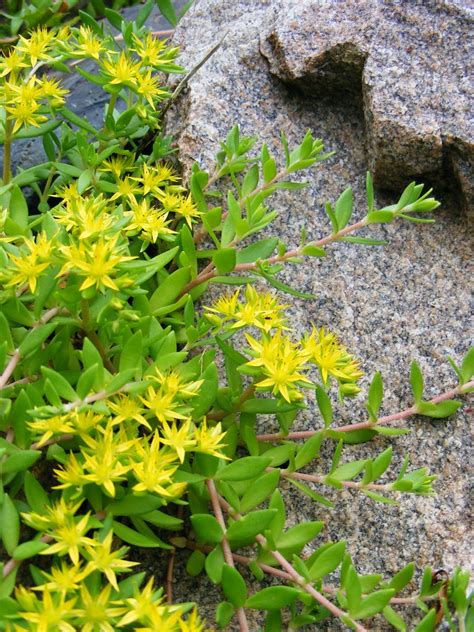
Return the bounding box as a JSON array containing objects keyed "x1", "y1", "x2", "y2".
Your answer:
[
  {"x1": 207, "y1": 383, "x2": 256, "y2": 421},
  {"x1": 207, "y1": 480, "x2": 250, "y2": 632},
  {"x1": 276, "y1": 468, "x2": 388, "y2": 491},
  {"x1": 0, "y1": 349, "x2": 20, "y2": 390},
  {"x1": 182, "y1": 217, "x2": 369, "y2": 298},
  {"x1": 257, "y1": 379, "x2": 474, "y2": 442},
  {"x1": 216, "y1": 493, "x2": 367, "y2": 632},
  {"x1": 2, "y1": 114, "x2": 13, "y2": 184},
  {"x1": 80, "y1": 299, "x2": 116, "y2": 373}
]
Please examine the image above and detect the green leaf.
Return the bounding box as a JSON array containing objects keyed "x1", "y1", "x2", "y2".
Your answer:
[
  {"x1": 366, "y1": 210, "x2": 395, "y2": 224},
  {"x1": 150, "y1": 267, "x2": 191, "y2": 310},
  {"x1": 389, "y1": 562, "x2": 415, "y2": 592},
  {"x1": 242, "y1": 164, "x2": 259, "y2": 197},
  {"x1": 216, "y1": 601, "x2": 234, "y2": 628},
  {"x1": 367, "y1": 372, "x2": 383, "y2": 421},
  {"x1": 240, "y1": 469, "x2": 280, "y2": 513},
  {"x1": 13, "y1": 540, "x2": 49, "y2": 560},
  {"x1": 366, "y1": 172, "x2": 375, "y2": 213},
  {"x1": 221, "y1": 565, "x2": 248, "y2": 607},
  {"x1": 2, "y1": 450, "x2": 41, "y2": 474},
  {"x1": 345, "y1": 565, "x2": 362, "y2": 614},
  {"x1": 186, "y1": 550, "x2": 205, "y2": 577},
  {"x1": 354, "y1": 589, "x2": 395, "y2": 619},
  {"x1": 328, "y1": 459, "x2": 367, "y2": 482},
  {"x1": 316, "y1": 386, "x2": 333, "y2": 427},
  {"x1": 190, "y1": 514, "x2": 224, "y2": 544},
  {"x1": 216, "y1": 456, "x2": 271, "y2": 482},
  {"x1": 76, "y1": 364, "x2": 99, "y2": 399},
  {"x1": 334, "y1": 187, "x2": 353, "y2": 230},
  {"x1": 2, "y1": 495, "x2": 20, "y2": 555},
  {"x1": 257, "y1": 267, "x2": 315, "y2": 299},
  {"x1": 383, "y1": 606, "x2": 406, "y2": 631},
  {"x1": 416, "y1": 400, "x2": 461, "y2": 418},
  {"x1": 308, "y1": 541, "x2": 346, "y2": 581},
  {"x1": 205, "y1": 544, "x2": 225, "y2": 583},
  {"x1": 240, "y1": 398, "x2": 296, "y2": 414},
  {"x1": 213, "y1": 248, "x2": 236, "y2": 274},
  {"x1": 40, "y1": 367, "x2": 77, "y2": 402},
  {"x1": 246, "y1": 586, "x2": 300, "y2": 610},
  {"x1": 24, "y1": 472, "x2": 49, "y2": 513},
  {"x1": 156, "y1": 0, "x2": 178, "y2": 25},
  {"x1": 226, "y1": 509, "x2": 276, "y2": 547},
  {"x1": 108, "y1": 494, "x2": 162, "y2": 517},
  {"x1": 410, "y1": 361, "x2": 424, "y2": 404},
  {"x1": 119, "y1": 331, "x2": 143, "y2": 376},
  {"x1": 112, "y1": 521, "x2": 171, "y2": 548},
  {"x1": 236, "y1": 238, "x2": 278, "y2": 264},
  {"x1": 294, "y1": 432, "x2": 324, "y2": 470},
  {"x1": 192, "y1": 363, "x2": 218, "y2": 418},
  {"x1": 341, "y1": 236, "x2": 387, "y2": 246},
  {"x1": 8, "y1": 185, "x2": 28, "y2": 230},
  {"x1": 371, "y1": 447, "x2": 393, "y2": 481},
  {"x1": 460, "y1": 347, "x2": 474, "y2": 384},
  {"x1": 19, "y1": 323, "x2": 57, "y2": 356},
  {"x1": 373, "y1": 426, "x2": 411, "y2": 436},
  {"x1": 301, "y1": 245, "x2": 327, "y2": 257},
  {"x1": 413, "y1": 608, "x2": 436, "y2": 632},
  {"x1": 288, "y1": 478, "x2": 333, "y2": 508},
  {"x1": 276, "y1": 522, "x2": 324, "y2": 557}
]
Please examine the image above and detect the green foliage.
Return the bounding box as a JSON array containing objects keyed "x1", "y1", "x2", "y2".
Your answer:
[{"x1": 0, "y1": 8, "x2": 471, "y2": 632}]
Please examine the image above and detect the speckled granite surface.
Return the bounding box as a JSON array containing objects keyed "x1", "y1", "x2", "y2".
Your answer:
[{"x1": 164, "y1": 0, "x2": 473, "y2": 629}]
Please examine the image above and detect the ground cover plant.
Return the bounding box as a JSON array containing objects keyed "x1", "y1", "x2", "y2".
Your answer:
[{"x1": 0, "y1": 8, "x2": 472, "y2": 632}]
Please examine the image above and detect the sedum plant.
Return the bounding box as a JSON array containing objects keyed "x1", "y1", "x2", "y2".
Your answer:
[{"x1": 0, "y1": 11, "x2": 472, "y2": 632}]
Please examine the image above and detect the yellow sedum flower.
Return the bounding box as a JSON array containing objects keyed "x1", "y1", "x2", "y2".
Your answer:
[
  {"x1": 33, "y1": 562, "x2": 87, "y2": 594},
  {"x1": 82, "y1": 531, "x2": 138, "y2": 591},
  {"x1": 73, "y1": 26, "x2": 104, "y2": 60},
  {"x1": 16, "y1": 27, "x2": 56, "y2": 66},
  {"x1": 131, "y1": 431, "x2": 185, "y2": 497},
  {"x1": 244, "y1": 331, "x2": 311, "y2": 402},
  {"x1": 159, "y1": 419, "x2": 197, "y2": 463},
  {"x1": 101, "y1": 51, "x2": 141, "y2": 87},
  {"x1": 193, "y1": 419, "x2": 229, "y2": 460},
  {"x1": 58, "y1": 235, "x2": 134, "y2": 292},
  {"x1": 41, "y1": 512, "x2": 94, "y2": 566},
  {"x1": 15, "y1": 587, "x2": 76, "y2": 632},
  {"x1": 302, "y1": 326, "x2": 364, "y2": 390},
  {"x1": 74, "y1": 582, "x2": 120, "y2": 632},
  {"x1": 125, "y1": 199, "x2": 175, "y2": 243}
]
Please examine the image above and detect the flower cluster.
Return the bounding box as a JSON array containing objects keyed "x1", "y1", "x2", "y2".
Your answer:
[{"x1": 206, "y1": 286, "x2": 364, "y2": 402}]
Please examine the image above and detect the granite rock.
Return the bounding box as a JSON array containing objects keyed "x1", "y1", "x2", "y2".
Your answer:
[
  {"x1": 165, "y1": 0, "x2": 473, "y2": 628},
  {"x1": 260, "y1": 0, "x2": 474, "y2": 216}
]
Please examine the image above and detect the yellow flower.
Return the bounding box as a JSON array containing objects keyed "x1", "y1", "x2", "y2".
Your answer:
[
  {"x1": 107, "y1": 394, "x2": 151, "y2": 429},
  {"x1": 244, "y1": 331, "x2": 311, "y2": 402},
  {"x1": 193, "y1": 419, "x2": 229, "y2": 459},
  {"x1": 38, "y1": 76, "x2": 69, "y2": 107},
  {"x1": 28, "y1": 413, "x2": 75, "y2": 447},
  {"x1": 98, "y1": 154, "x2": 135, "y2": 178},
  {"x1": 16, "y1": 27, "x2": 55, "y2": 66},
  {"x1": 83, "y1": 531, "x2": 138, "y2": 590},
  {"x1": 302, "y1": 326, "x2": 364, "y2": 388},
  {"x1": 22, "y1": 497, "x2": 84, "y2": 531},
  {"x1": 131, "y1": 431, "x2": 185, "y2": 497},
  {"x1": 110, "y1": 176, "x2": 142, "y2": 202},
  {"x1": 41, "y1": 512, "x2": 94, "y2": 566},
  {"x1": 179, "y1": 609, "x2": 207, "y2": 632},
  {"x1": 15, "y1": 587, "x2": 77, "y2": 632},
  {"x1": 139, "y1": 385, "x2": 189, "y2": 424},
  {"x1": 6, "y1": 97, "x2": 46, "y2": 134},
  {"x1": 135, "y1": 163, "x2": 178, "y2": 196},
  {"x1": 159, "y1": 419, "x2": 196, "y2": 463},
  {"x1": 174, "y1": 194, "x2": 201, "y2": 227},
  {"x1": 152, "y1": 369, "x2": 203, "y2": 399},
  {"x1": 116, "y1": 577, "x2": 177, "y2": 628},
  {"x1": 136, "y1": 69, "x2": 168, "y2": 108},
  {"x1": 205, "y1": 285, "x2": 288, "y2": 332},
  {"x1": 73, "y1": 26, "x2": 104, "y2": 60},
  {"x1": 132, "y1": 32, "x2": 168, "y2": 66},
  {"x1": 34, "y1": 561, "x2": 87, "y2": 594},
  {"x1": 74, "y1": 583, "x2": 119, "y2": 632},
  {"x1": 58, "y1": 236, "x2": 135, "y2": 292},
  {"x1": 0, "y1": 49, "x2": 28, "y2": 77},
  {"x1": 125, "y1": 199, "x2": 175, "y2": 243},
  {"x1": 80, "y1": 425, "x2": 133, "y2": 497},
  {"x1": 53, "y1": 451, "x2": 88, "y2": 493},
  {"x1": 6, "y1": 251, "x2": 49, "y2": 292},
  {"x1": 101, "y1": 51, "x2": 141, "y2": 86}
]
